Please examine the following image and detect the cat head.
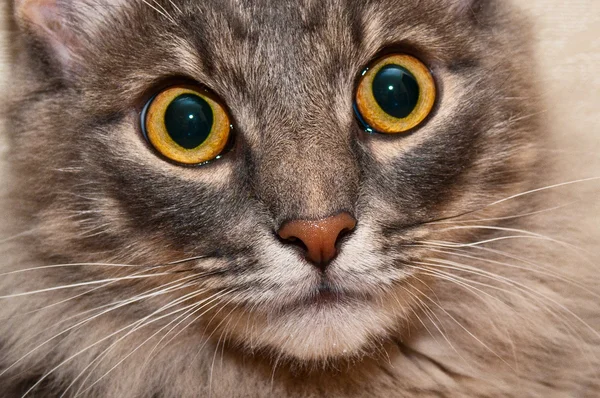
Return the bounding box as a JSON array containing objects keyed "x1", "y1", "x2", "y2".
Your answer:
[{"x1": 10, "y1": 0, "x2": 539, "y2": 363}]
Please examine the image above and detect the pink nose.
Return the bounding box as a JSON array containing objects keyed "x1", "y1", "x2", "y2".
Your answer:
[{"x1": 277, "y1": 212, "x2": 357, "y2": 270}]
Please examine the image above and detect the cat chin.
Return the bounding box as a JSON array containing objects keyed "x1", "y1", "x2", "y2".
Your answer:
[{"x1": 225, "y1": 298, "x2": 403, "y2": 362}]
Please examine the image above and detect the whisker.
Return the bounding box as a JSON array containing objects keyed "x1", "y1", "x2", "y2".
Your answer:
[
  {"x1": 429, "y1": 201, "x2": 578, "y2": 225},
  {"x1": 0, "y1": 254, "x2": 210, "y2": 277},
  {"x1": 0, "y1": 256, "x2": 209, "y2": 276},
  {"x1": 401, "y1": 177, "x2": 600, "y2": 228},
  {"x1": 422, "y1": 258, "x2": 600, "y2": 342},
  {"x1": 407, "y1": 281, "x2": 513, "y2": 369},
  {"x1": 412, "y1": 266, "x2": 521, "y2": 366},
  {"x1": 166, "y1": 255, "x2": 210, "y2": 266},
  {"x1": 0, "y1": 229, "x2": 38, "y2": 245},
  {"x1": 399, "y1": 282, "x2": 472, "y2": 368},
  {"x1": 0, "y1": 275, "x2": 202, "y2": 379},
  {"x1": 141, "y1": 0, "x2": 174, "y2": 24},
  {"x1": 0, "y1": 263, "x2": 156, "y2": 277},
  {"x1": 436, "y1": 225, "x2": 594, "y2": 262},
  {"x1": 417, "y1": 258, "x2": 599, "y2": 364},
  {"x1": 22, "y1": 286, "x2": 225, "y2": 398},
  {"x1": 403, "y1": 294, "x2": 440, "y2": 343},
  {"x1": 166, "y1": 0, "x2": 182, "y2": 14},
  {"x1": 426, "y1": 247, "x2": 600, "y2": 300},
  {"x1": 69, "y1": 289, "x2": 234, "y2": 397},
  {"x1": 195, "y1": 295, "x2": 244, "y2": 360},
  {"x1": 489, "y1": 177, "x2": 600, "y2": 208},
  {"x1": 0, "y1": 267, "x2": 162, "y2": 320},
  {"x1": 217, "y1": 306, "x2": 240, "y2": 372},
  {"x1": 19, "y1": 272, "x2": 210, "y2": 342},
  {"x1": 452, "y1": 243, "x2": 587, "y2": 281},
  {"x1": 67, "y1": 301, "x2": 204, "y2": 398},
  {"x1": 0, "y1": 273, "x2": 178, "y2": 299},
  {"x1": 387, "y1": 288, "x2": 438, "y2": 343},
  {"x1": 208, "y1": 298, "x2": 244, "y2": 398},
  {"x1": 410, "y1": 265, "x2": 511, "y2": 308},
  {"x1": 417, "y1": 235, "x2": 561, "y2": 248},
  {"x1": 146, "y1": 291, "x2": 242, "y2": 368}
]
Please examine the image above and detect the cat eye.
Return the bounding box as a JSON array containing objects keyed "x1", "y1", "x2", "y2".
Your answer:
[
  {"x1": 142, "y1": 86, "x2": 232, "y2": 165},
  {"x1": 355, "y1": 54, "x2": 436, "y2": 134}
]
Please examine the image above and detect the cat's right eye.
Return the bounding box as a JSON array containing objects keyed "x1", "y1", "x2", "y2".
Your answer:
[{"x1": 141, "y1": 86, "x2": 232, "y2": 165}]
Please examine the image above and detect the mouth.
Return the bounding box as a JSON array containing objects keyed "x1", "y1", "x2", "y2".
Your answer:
[{"x1": 292, "y1": 279, "x2": 370, "y2": 310}]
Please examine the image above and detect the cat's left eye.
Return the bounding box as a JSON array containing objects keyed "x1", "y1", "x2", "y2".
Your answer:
[
  {"x1": 355, "y1": 54, "x2": 436, "y2": 134},
  {"x1": 142, "y1": 86, "x2": 232, "y2": 165}
]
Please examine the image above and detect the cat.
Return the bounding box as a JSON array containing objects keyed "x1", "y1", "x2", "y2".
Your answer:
[{"x1": 0, "y1": 0, "x2": 599, "y2": 397}]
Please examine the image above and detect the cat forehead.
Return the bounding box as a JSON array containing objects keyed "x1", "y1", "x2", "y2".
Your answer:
[
  {"x1": 102, "y1": 0, "x2": 473, "y2": 48},
  {"x1": 43, "y1": 0, "x2": 487, "y2": 116},
  {"x1": 48, "y1": 0, "x2": 479, "y2": 78},
  {"x1": 118, "y1": 0, "x2": 475, "y2": 72}
]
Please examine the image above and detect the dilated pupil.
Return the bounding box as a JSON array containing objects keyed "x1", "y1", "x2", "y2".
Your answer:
[
  {"x1": 372, "y1": 64, "x2": 420, "y2": 119},
  {"x1": 164, "y1": 94, "x2": 213, "y2": 149}
]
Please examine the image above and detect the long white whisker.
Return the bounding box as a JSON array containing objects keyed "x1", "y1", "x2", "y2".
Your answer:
[
  {"x1": 399, "y1": 282, "x2": 472, "y2": 368},
  {"x1": 489, "y1": 177, "x2": 600, "y2": 207},
  {"x1": 66, "y1": 301, "x2": 204, "y2": 398},
  {"x1": 417, "y1": 235, "x2": 555, "y2": 248},
  {"x1": 22, "y1": 273, "x2": 202, "y2": 344},
  {"x1": 141, "y1": 0, "x2": 172, "y2": 22},
  {"x1": 408, "y1": 267, "x2": 520, "y2": 368},
  {"x1": 0, "y1": 273, "x2": 177, "y2": 299},
  {"x1": 410, "y1": 265, "x2": 511, "y2": 308},
  {"x1": 0, "y1": 267, "x2": 164, "y2": 321},
  {"x1": 418, "y1": 258, "x2": 599, "y2": 364},
  {"x1": 423, "y1": 258, "x2": 600, "y2": 342},
  {"x1": 166, "y1": 0, "x2": 182, "y2": 14},
  {"x1": 0, "y1": 262, "x2": 154, "y2": 277},
  {"x1": 146, "y1": 291, "x2": 242, "y2": 367},
  {"x1": 0, "y1": 275, "x2": 199, "y2": 379},
  {"x1": 22, "y1": 286, "x2": 222, "y2": 398},
  {"x1": 69, "y1": 289, "x2": 233, "y2": 398},
  {"x1": 426, "y1": 247, "x2": 600, "y2": 300},
  {"x1": 430, "y1": 201, "x2": 577, "y2": 225},
  {"x1": 436, "y1": 225, "x2": 594, "y2": 262},
  {"x1": 408, "y1": 281, "x2": 513, "y2": 369},
  {"x1": 0, "y1": 229, "x2": 38, "y2": 245}
]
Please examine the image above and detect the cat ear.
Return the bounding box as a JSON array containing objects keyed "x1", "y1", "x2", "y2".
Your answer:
[{"x1": 15, "y1": 0, "x2": 80, "y2": 70}]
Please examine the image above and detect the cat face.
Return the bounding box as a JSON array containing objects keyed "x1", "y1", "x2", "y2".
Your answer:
[{"x1": 11, "y1": 0, "x2": 539, "y2": 362}]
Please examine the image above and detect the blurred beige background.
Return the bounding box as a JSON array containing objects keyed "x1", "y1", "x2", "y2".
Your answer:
[
  {"x1": 519, "y1": 0, "x2": 600, "y2": 160},
  {"x1": 0, "y1": 0, "x2": 598, "y2": 169}
]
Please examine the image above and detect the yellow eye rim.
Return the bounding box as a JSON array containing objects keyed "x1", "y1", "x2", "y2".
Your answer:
[
  {"x1": 144, "y1": 86, "x2": 231, "y2": 165},
  {"x1": 356, "y1": 54, "x2": 436, "y2": 134}
]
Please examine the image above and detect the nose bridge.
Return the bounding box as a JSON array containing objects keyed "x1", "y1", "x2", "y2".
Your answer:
[{"x1": 253, "y1": 119, "x2": 360, "y2": 224}]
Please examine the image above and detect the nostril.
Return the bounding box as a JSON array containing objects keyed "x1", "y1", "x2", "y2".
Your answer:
[
  {"x1": 335, "y1": 226, "x2": 354, "y2": 250},
  {"x1": 277, "y1": 234, "x2": 309, "y2": 254}
]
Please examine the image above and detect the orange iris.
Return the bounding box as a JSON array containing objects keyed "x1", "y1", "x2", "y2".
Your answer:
[
  {"x1": 144, "y1": 86, "x2": 231, "y2": 165},
  {"x1": 355, "y1": 54, "x2": 436, "y2": 134}
]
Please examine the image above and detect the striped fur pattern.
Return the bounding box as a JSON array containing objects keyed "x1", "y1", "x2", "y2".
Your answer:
[{"x1": 1, "y1": 0, "x2": 599, "y2": 396}]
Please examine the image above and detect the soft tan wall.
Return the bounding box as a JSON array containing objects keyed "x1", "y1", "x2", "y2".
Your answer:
[
  {"x1": 516, "y1": 0, "x2": 600, "y2": 234},
  {"x1": 519, "y1": 0, "x2": 600, "y2": 154},
  {"x1": 0, "y1": 2, "x2": 8, "y2": 93}
]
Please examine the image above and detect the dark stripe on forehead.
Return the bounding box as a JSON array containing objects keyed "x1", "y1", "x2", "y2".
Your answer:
[
  {"x1": 178, "y1": 11, "x2": 217, "y2": 75},
  {"x1": 347, "y1": 1, "x2": 368, "y2": 51},
  {"x1": 298, "y1": 0, "x2": 328, "y2": 32}
]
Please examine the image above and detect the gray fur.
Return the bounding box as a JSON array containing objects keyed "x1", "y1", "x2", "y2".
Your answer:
[{"x1": 1, "y1": 0, "x2": 599, "y2": 397}]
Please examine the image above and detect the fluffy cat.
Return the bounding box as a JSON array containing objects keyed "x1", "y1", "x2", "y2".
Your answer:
[{"x1": 0, "y1": 0, "x2": 599, "y2": 397}]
